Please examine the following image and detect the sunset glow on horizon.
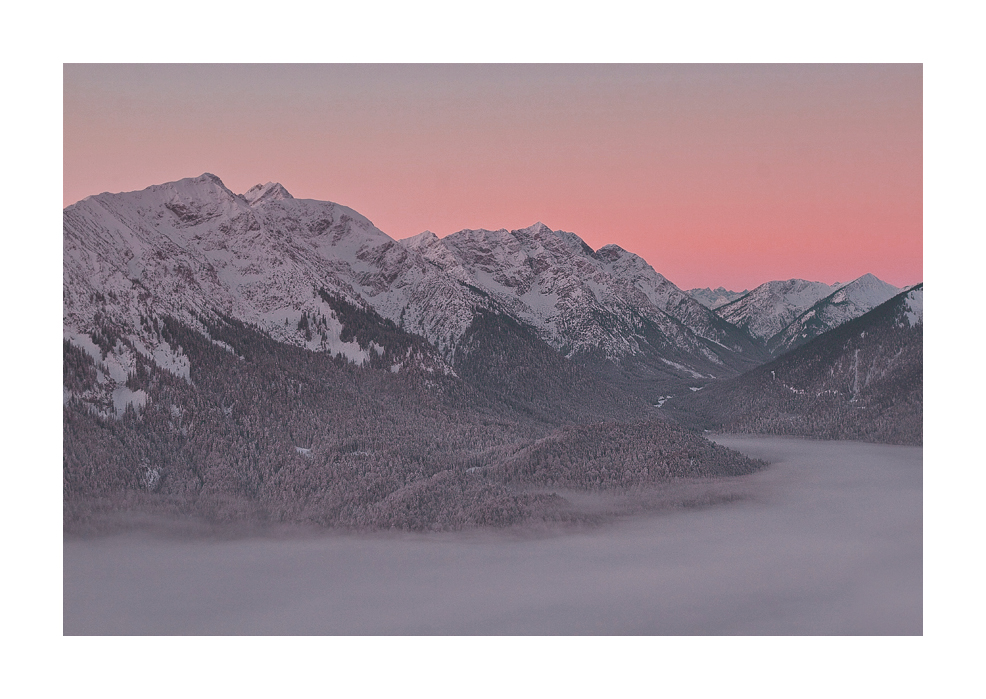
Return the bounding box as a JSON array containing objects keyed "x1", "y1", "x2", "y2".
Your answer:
[{"x1": 63, "y1": 64, "x2": 922, "y2": 291}]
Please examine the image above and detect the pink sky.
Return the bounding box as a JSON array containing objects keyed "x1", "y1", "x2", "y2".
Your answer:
[{"x1": 63, "y1": 64, "x2": 922, "y2": 290}]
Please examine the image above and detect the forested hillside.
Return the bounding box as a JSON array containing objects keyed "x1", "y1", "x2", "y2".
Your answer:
[
  {"x1": 64, "y1": 305, "x2": 762, "y2": 532},
  {"x1": 497, "y1": 420, "x2": 763, "y2": 489}
]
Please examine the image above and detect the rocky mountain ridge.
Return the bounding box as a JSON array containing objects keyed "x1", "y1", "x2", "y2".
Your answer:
[
  {"x1": 715, "y1": 279, "x2": 843, "y2": 341},
  {"x1": 687, "y1": 286, "x2": 748, "y2": 309},
  {"x1": 64, "y1": 174, "x2": 769, "y2": 410},
  {"x1": 765, "y1": 273, "x2": 902, "y2": 355}
]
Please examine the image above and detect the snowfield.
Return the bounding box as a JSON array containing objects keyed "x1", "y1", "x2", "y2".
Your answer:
[{"x1": 903, "y1": 287, "x2": 924, "y2": 327}]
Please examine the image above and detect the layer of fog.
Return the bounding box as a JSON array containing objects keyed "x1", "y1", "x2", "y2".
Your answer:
[{"x1": 64, "y1": 435, "x2": 921, "y2": 634}]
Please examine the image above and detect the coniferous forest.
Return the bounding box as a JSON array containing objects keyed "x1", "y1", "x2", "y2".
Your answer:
[{"x1": 63, "y1": 303, "x2": 764, "y2": 532}]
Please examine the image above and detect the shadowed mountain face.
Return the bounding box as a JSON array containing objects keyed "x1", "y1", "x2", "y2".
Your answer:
[{"x1": 666, "y1": 285, "x2": 923, "y2": 445}]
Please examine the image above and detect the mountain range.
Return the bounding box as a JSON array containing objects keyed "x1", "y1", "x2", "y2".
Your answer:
[
  {"x1": 667, "y1": 285, "x2": 923, "y2": 444},
  {"x1": 63, "y1": 174, "x2": 922, "y2": 530}
]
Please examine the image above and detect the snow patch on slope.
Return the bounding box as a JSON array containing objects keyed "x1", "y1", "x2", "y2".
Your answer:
[
  {"x1": 152, "y1": 342, "x2": 191, "y2": 380},
  {"x1": 312, "y1": 296, "x2": 371, "y2": 364},
  {"x1": 112, "y1": 387, "x2": 148, "y2": 416},
  {"x1": 903, "y1": 287, "x2": 923, "y2": 326},
  {"x1": 660, "y1": 358, "x2": 707, "y2": 379},
  {"x1": 65, "y1": 332, "x2": 157, "y2": 418}
]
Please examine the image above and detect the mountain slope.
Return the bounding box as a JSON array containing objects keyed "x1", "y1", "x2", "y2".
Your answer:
[
  {"x1": 715, "y1": 279, "x2": 842, "y2": 341},
  {"x1": 413, "y1": 224, "x2": 768, "y2": 398},
  {"x1": 666, "y1": 285, "x2": 923, "y2": 445},
  {"x1": 766, "y1": 273, "x2": 901, "y2": 355},
  {"x1": 64, "y1": 174, "x2": 405, "y2": 358}
]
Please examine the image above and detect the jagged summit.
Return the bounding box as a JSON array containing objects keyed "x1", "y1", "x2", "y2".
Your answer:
[
  {"x1": 160, "y1": 172, "x2": 235, "y2": 195},
  {"x1": 62, "y1": 172, "x2": 399, "y2": 365},
  {"x1": 425, "y1": 220, "x2": 764, "y2": 379},
  {"x1": 593, "y1": 243, "x2": 629, "y2": 262},
  {"x1": 243, "y1": 181, "x2": 293, "y2": 204},
  {"x1": 400, "y1": 230, "x2": 439, "y2": 248},
  {"x1": 75, "y1": 173, "x2": 232, "y2": 204},
  {"x1": 687, "y1": 286, "x2": 748, "y2": 310}
]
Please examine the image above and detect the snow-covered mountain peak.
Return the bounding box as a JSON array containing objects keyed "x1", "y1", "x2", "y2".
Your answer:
[
  {"x1": 831, "y1": 273, "x2": 900, "y2": 307},
  {"x1": 63, "y1": 174, "x2": 405, "y2": 360},
  {"x1": 765, "y1": 273, "x2": 902, "y2": 354},
  {"x1": 85, "y1": 173, "x2": 234, "y2": 210},
  {"x1": 164, "y1": 172, "x2": 237, "y2": 199},
  {"x1": 592, "y1": 247, "x2": 679, "y2": 291},
  {"x1": 593, "y1": 243, "x2": 628, "y2": 262},
  {"x1": 399, "y1": 230, "x2": 439, "y2": 250},
  {"x1": 847, "y1": 272, "x2": 882, "y2": 291},
  {"x1": 69, "y1": 173, "x2": 247, "y2": 229},
  {"x1": 244, "y1": 181, "x2": 293, "y2": 205},
  {"x1": 447, "y1": 224, "x2": 568, "y2": 262},
  {"x1": 432, "y1": 222, "x2": 759, "y2": 365},
  {"x1": 514, "y1": 221, "x2": 557, "y2": 242},
  {"x1": 64, "y1": 173, "x2": 769, "y2": 400},
  {"x1": 490, "y1": 222, "x2": 590, "y2": 255},
  {"x1": 715, "y1": 278, "x2": 842, "y2": 342},
  {"x1": 511, "y1": 221, "x2": 562, "y2": 241},
  {"x1": 594, "y1": 244, "x2": 659, "y2": 276}
]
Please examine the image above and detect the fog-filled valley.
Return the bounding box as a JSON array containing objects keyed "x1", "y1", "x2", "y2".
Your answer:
[{"x1": 64, "y1": 436, "x2": 921, "y2": 635}]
